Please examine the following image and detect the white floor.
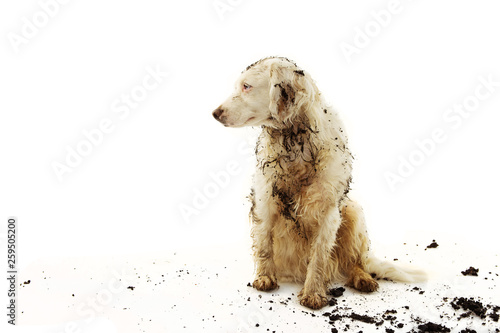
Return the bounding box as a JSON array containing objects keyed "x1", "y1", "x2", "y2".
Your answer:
[{"x1": 15, "y1": 232, "x2": 500, "y2": 333}]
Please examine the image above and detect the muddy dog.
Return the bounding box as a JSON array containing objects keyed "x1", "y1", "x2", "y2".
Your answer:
[{"x1": 212, "y1": 57, "x2": 425, "y2": 309}]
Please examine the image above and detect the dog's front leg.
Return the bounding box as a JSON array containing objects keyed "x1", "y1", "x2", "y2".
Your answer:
[
  {"x1": 299, "y1": 206, "x2": 341, "y2": 309},
  {"x1": 251, "y1": 196, "x2": 279, "y2": 292}
]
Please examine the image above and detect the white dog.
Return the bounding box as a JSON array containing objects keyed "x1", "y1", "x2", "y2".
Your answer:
[{"x1": 213, "y1": 57, "x2": 425, "y2": 309}]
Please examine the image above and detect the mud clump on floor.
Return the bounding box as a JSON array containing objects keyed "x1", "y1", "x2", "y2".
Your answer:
[
  {"x1": 461, "y1": 267, "x2": 479, "y2": 276},
  {"x1": 327, "y1": 287, "x2": 345, "y2": 298},
  {"x1": 326, "y1": 287, "x2": 345, "y2": 306},
  {"x1": 451, "y1": 297, "x2": 500, "y2": 322},
  {"x1": 425, "y1": 240, "x2": 439, "y2": 250},
  {"x1": 451, "y1": 297, "x2": 487, "y2": 318},
  {"x1": 417, "y1": 321, "x2": 450, "y2": 332}
]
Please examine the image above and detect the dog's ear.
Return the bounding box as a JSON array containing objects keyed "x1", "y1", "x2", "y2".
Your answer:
[{"x1": 268, "y1": 61, "x2": 313, "y2": 123}]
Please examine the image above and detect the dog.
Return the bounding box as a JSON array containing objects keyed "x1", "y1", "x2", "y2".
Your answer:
[{"x1": 212, "y1": 57, "x2": 426, "y2": 310}]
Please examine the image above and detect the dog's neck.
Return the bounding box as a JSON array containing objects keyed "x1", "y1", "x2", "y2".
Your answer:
[
  {"x1": 263, "y1": 115, "x2": 319, "y2": 148},
  {"x1": 257, "y1": 116, "x2": 320, "y2": 177}
]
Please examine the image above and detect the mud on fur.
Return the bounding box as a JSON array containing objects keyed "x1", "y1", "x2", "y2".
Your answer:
[{"x1": 212, "y1": 56, "x2": 427, "y2": 310}]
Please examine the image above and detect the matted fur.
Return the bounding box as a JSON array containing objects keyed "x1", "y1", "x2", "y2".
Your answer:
[{"x1": 212, "y1": 57, "x2": 426, "y2": 310}]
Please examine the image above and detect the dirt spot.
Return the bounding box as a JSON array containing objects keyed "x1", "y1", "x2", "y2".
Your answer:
[
  {"x1": 327, "y1": 287, "x2": 346, "y2": 298},
  {"x1": 347, "y1": 312, "x2": 379, "y2": 324},
  {"x1": 461, "y1": 267, "x2": 479, "y2": 276},
  {"x1": 451, "y1": 297, "x2": 488, "y2": 319},
  {"x1": 425, "y1": 240, "x2": 439, "y2": 250},
  {"x1": 417, "y1": 321, "x2": 450, "y2": 332}
]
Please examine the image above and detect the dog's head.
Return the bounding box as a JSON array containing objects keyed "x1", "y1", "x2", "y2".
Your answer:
[{"x1": 212, "y1": 57, "x2": 316, "y2": 128}]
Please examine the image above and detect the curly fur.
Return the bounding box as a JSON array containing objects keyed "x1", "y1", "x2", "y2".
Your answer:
[{"x1": 212, "y1": 57, "x2": 426, "y2": 310}]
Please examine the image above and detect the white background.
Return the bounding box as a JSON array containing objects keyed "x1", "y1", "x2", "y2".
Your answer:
[{"x1": 1, "y1": 1, "x2": 500, "y2": 330}]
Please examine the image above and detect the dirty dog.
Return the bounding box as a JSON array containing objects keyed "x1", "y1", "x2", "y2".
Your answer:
[{"x1": 212, "y1": 57, "x2": 426, "y2": 310}]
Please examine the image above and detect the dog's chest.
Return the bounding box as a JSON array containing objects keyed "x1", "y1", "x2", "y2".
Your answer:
[
  {"x1": 258, "y1": 129, "x2": 318, "y2": 183},
  {"x1": 256, "y1": 128, "x2": 320, "y2": 221}
]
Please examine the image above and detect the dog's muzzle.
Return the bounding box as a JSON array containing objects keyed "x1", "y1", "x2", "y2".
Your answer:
[{"x1": 212, "y1": 107, "x2": 225, "y2": 123}]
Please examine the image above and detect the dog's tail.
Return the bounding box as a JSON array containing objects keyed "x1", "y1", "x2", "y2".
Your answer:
[
  {"x1": 364, "y1": 256, "x2": 427, "y2": 283},
  {"x1": 340, "y1": 200, "x2": 427, "y2": 283}
]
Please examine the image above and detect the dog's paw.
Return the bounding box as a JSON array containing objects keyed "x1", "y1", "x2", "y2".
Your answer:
[
  {"x1": 252, "y1": 275, "x2": 278, "y2": 291},
  {"x1": 347, "y1": 274, "x2": 379, "y2": 293},
  {"x1": 298, "y1": 291, "x2": 328, "y2": 310}
]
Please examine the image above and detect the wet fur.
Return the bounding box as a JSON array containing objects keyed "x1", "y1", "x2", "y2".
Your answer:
[{"x1": 213, "y1": 57, "x2": 426, "y2": 310}]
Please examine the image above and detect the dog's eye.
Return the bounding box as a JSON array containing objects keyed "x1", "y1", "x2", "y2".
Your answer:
[{"x1": 242, "y1": 83, "x2": 252, "y2": 92}]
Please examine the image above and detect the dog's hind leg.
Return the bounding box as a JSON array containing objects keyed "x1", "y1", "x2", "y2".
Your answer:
[
  {"x1": 346, "y1": 264, "x2": 379, "y2": 292},
  {"x1": 337, "y1": 201, "x2": 379, "y2": 292}
]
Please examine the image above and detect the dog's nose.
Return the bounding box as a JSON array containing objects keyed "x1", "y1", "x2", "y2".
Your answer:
[{"x1": 212, "y1": 107, "x2": 224, "y2": 121}]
